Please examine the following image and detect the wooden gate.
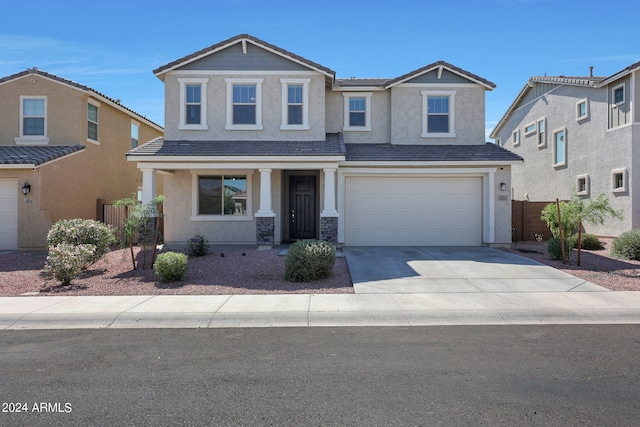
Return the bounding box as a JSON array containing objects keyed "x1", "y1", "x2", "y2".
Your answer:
[{"x1": 511, "y1": 200, "x2": 553, "y2": 242}]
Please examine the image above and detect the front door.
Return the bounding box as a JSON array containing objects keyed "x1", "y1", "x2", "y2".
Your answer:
[{"x1": 289, "y1": 175, "x2": 317, "y2": 240}]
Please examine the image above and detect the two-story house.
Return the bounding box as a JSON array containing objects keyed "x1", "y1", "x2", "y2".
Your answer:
[
  {"x1": 0, "y1": 68, "x2": 164, "y2": 250},
  {"x1": 490, "y1": 62, "x2": 640, "y2": 237},
  {"x1": 128, "y1": 34, "x2": 521, "y2": 248}
]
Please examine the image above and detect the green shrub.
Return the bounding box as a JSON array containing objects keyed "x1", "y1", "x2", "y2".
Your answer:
[
  {"x1": 187, "y1": 234, "x2": 210, "y2": 257},
  {"x1": 284, "y1": 239, "x2": 336, "y2": 282},
  {"x1": 153, "y1": 252, "x2": 188, "y2": 282},
  {"x1": 46, "y1": 243, "x2": 97, "y2": 285},
  {"x1": 611, "y1": 229, "x2": 640, "y2": 260},
  {"x1": 547, "y1": 236, "x2": 576, "y2": 261},
  {"x1": 578, "y1": 233, "x2": 603, "y2": 250},
  {"x1": 47, "y1": 219, "x2": 115, "y2": 266}
]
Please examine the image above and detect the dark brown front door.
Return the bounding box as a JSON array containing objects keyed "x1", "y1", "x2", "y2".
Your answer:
[{"x1": 289, "y1": 175, "x2": 316, "y2": 240}]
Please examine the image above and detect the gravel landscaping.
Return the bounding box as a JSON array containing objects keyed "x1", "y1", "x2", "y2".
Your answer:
[{"x1": 1, "y1": 238, "x2": 639, "y2": 296}]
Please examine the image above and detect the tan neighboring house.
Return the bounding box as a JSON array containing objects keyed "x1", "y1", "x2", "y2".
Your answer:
[{"x1": 0, "y1": 68, "x2": 164, "y2": 250}]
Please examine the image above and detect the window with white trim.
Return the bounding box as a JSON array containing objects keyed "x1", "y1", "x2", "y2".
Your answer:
[
  {"x1": 421, "y1": 90, "x2": 456, "y2": 137},
  {"x1": 16, "y1": 96, "x2": 49, "y2": 144},
  {"x1": 512, "y1": 129, "x2": 520, "y2": 146},
  {"x1": 576, "y1": 174, "x2": 590, "y2": 196},
  {"x1": 524, "y1": 122, "x2": 536, "y2": 136},
  {"x1": 612, "y1": 168, "x2": 628, "y2": 193},
  {"x1": 576, "y1": 99, "x2": 589, "y2": 121},
  {"x1": 280, "y1": 78, "x2": 310, "y2": 130},
  {"x1": 197, "y1": 175, "x2": 248, "y2": 216},
  {"x1": 537, "y1": 117, "x2": 546, "y2": 147},
  {"x1": 613, "y1": 84, "x2": 625, "y2": 105},
  {"x1": 131, "y1": 121, "x2": 139, "y2": 149},
  {"x1": 226, "y1": 78, "x2": 263, "y2": 130},
  {"x1": 179, "y1": 78, "x2": 208, "y2": 130},
  {"x1": 553, "y1": 128, "x2": 566, "y2": 167},
  {"x1": 87, "y1": 100, "x2": 99, "y2": 142},
  {"x1": 342, "y1": 92, "x2": 372, "y2": 131}
]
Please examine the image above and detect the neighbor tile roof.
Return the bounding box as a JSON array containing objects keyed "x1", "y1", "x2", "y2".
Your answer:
[
  {"x1": 128, "y1": 133, "x2": 346, "y2": 157},
  {"x1": 344, "y1": 143, "x2": 522, "y2": 162},
  {"x1": 530, "y1": 75, "x2": 603, "y2": 86},
  {"x1": 0, "y1": 145, "x2": 85, "y2": 166}
]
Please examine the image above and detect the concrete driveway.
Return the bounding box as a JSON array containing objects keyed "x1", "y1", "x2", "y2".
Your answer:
[{"x1": 343, "y1": 246, "x2": 608, "y2": 294}]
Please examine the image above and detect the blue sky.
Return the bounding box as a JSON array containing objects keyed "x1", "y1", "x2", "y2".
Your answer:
[{"x1": 2, "y1": 0, "x2": 639, "y2": 140}]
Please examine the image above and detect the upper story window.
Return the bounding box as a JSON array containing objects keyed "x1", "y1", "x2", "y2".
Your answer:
[
  {"x1": 553, "y1": 127, "x2": 566, "y2": 167},
  {"x1": 343, "y1": 92, "x2": 372, "y2": 132},
  {"x1": 16, "y1": 96, "x2": 49, "y2": 145},
  {"x1": 576, "y1": 99, "x2": 589, "y2": 121},
  {"x1": 225, "y1": 78, "x2": 263, "y2": 130},
  {"x1": 613, "y1": 84, "x2": 625, "y2": 105},
  {"x1": 178, "y1": 78, "x2": 208, "y2": 130},
  {"x1": 280, "y1": 78, "x2": 310, "y2": 130},
  {"x1": 537, "y1": 117, "x2": 546, "y2": 147},
  {"x1": 612, "y1": 168, "x2": 628, "y2": 193},
  {"x1": 512, "y1": 129, "x2": 520, "y2": 146},
  {"x1": 131, "y1": 121, "x2": 139, "y2": 149},
  {"x1": 524, "y1": 122, "x2": 536, "y2": 136},
  {"x1": 421, "y1": 90, "x2": 456, "y2": 138},
  {"x1": 87, "y1": 100, "x2": 99, "y2": 143}
]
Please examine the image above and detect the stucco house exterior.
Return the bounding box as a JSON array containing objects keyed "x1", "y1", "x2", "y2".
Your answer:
[
  {"x1": 490, "y1": 62, "x2": 640, "y2": 237},
  {"x1": 0, "y1": 69, "x2": 164, "y2": 250},
  {"x1": 128, "y1": 34, "x2": 520, "y2": 248}
]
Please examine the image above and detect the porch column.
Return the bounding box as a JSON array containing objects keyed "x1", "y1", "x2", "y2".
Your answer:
[
  {"x1": 141, "y1": 168, "x2": 156, "y2": 205},
  {"x1": 320, "y1": 168, "x2": 339, "y2": 245},
  {"x1": 256, "y1": 168, "x2": 275, "y2": 249}
]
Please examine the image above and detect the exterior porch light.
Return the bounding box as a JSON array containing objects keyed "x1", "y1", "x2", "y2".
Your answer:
[
  {"x1": 22, "y1": 182, "x2": 31, "y2": 196},
  {"x1": 500, "y1": 182, "x2": 507, "y2": 192}
]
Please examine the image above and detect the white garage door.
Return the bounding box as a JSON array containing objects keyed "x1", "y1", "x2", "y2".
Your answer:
[
  {"x1": 0, "y1": 180, "x2": 18, "y2": 250},
  {"x1": 345, "y1": 176, "x2": 482, "y2": 246}
]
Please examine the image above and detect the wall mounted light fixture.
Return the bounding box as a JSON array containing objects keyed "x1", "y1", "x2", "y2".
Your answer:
[
  {"x1": 22, "y1": 182, "x2": 31, "y2": 196},
  {"x1": 500, "y1": 182, "x2": 507, "y2": 191}
]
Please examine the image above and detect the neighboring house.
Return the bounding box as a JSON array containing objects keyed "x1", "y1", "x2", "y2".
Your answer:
[
  {"x1": 128, "y1": 34, "x2": 521, "y2": 248},
  {"x1": 490, "y1": 62, "x2": 640, "y2": 237},
  {"x1": 0, "y1": 69, "x2": 164, "y2": 250}
]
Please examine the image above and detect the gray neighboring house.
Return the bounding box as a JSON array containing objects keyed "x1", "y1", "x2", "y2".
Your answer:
[
  {"x1": 128, "y1": 34, "x2": 521, "y2": 248},
  {"x1": 490, "y1": 62, "x2": 640, "y2": 237}
]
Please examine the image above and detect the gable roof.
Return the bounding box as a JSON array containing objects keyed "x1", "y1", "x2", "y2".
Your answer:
[
  {"x1": 153, "y1": 34, "x2": 336, "y2": 79},
  {"x1": 385, "y1": 61, "x2": 496, "y2": 90},
  {"x1": 597, "y1": 61, "x2": 640, "y2": 86},
  {"x1": 0, "y1": 69, "x2": 163, "y2": 132},
  {"x1": 0, "y1": 145, "x2": 85, "y2": 168}
]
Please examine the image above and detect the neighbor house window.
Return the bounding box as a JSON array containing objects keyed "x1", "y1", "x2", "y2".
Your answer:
[
  {"x1": 87, "y1": 101, "x2": 99, "y2": 142},
  {"x1": 553, "y1": 128, "x2": 566, "y2": 167},
  {"x1": 576, "y1": 174, "x2": 590, "y2": 196},
  {"x1": 524, "y1": 122, "x2": 536, "y2": 136},
  {"x1": 512, "y1": 129, "x2": 520, "y2": 146},
  {"x1": 612, "y1": 168, "x2": 628, "y2": 193},
  {"x1": 576, "y1": 99, "x2": 589, "y2": 121},
  {"x1": 16, "y1": 96, "x2": 49, "y2": 145},
  {"x1": 343, "y1": 92, "x2": 372, "y2": 131},
  {"x1": 613, "y1": 84, "x2": 625, "y2": 105},
  {"x1": 421, "y1": 90, "x2": 456, "y2": 137},
  {"x1": 131, "y1": 121, "x2": 139, "y2": 149},
  {"x1": 178, "y1": 78, "x2": 208, "y2": 130},
  {"x1": 280, "y1": 78, "x2": 310, "y2": 130},
  {"x1": 225, "y1": 78, "x2": 263, "y2": 130},
  {"x1": 195, "y1": 175, "x2": 249, "y2": 217},
  {"x1": 537, "y1": 118, "x2": 546, "y2": 147}
]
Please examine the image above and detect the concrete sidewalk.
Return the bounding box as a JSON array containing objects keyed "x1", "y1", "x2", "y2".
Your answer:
[{"x1": 2, "y1": 292, "x2": 640, "y2": 329}]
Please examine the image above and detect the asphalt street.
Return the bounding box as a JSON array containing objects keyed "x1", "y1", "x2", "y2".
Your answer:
[{"x1": 1, "y1": 325, "x2": 640, "y2": 426}]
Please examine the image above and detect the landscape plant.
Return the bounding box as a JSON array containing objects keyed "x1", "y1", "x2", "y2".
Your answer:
[
  {"x1": 284, "y1": 239, "x2": 336, "y2": 282},
  {"x1": 46, "y1": 243, "x2": 97, "y2": 285},
  {"x1": 46, "y1": 218, "x2": 116, "y2": 267},
  {"x1": 153, "y1": 251, "x2": 188, "y2": 282},
  {"x1": 610, "y1": 229, "x2": 640, "y2": 261},
  {"x1": 187, "y1": 234, "x2": 210, "y2": 257}
]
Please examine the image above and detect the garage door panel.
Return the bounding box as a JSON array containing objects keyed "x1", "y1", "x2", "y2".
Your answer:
[{"x1": 345, "y1": 176, "x2": 482, "y2": 246}]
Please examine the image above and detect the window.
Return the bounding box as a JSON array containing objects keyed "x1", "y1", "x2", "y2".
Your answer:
[
  {"x1": 225, "y1": 78, "x2": 263, "y2": 130},
  {"x1": 421, "y1": 90, "x2": 456, "y2": 137},
  {"x1": 576, "y1": 99, "x2": 589, "y2": 121},
  {"x1": 343, "y1": 92, "x2": 372, "y2": 131},
  {"x1": 612, "y1": 168, "x2": 628, "y2": 193},
  {"x1": 280, "y1": 78, "x2": 310, "y2": 130},
  {"x1": 512, "y1": 129, "x2": 520, "y2": 146},
  {"x1": 17, "y1": 96, "x2": 49, "y2": 144},
  {"x1": 537, "y1": 118, "x2": 546, "y2": 147},
  {"x1": 576, "y1": 174, "x2": 590, "y2": 196},
  {"x1": 553, "y1": 128, "x2": 566, "y2": 167},
  {"x1": 179, "y1": 78, "x2": 208, "y2": 130},
  {"x1": 87, "y1": 101, "x2": 99, "y2": 142},
  {"x1": 197, "y1": 175, "x2": 247, "y2": 216},
  {"x1": 524, "y1": 122, "x2": 536, "y2": 136},
  {"x1": 131, "y1": 122, "x2": 139, "y2": 149},
  {"x1": 613, "y1": 84, "x2": 625, "y2": 105}
]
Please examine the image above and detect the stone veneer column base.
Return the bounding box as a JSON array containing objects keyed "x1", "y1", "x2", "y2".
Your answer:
[
  {"x1": 320, "y1": 216, "x2": 338, "y2": 245},
  {"x1": 256, "y1": 216, "x2": 275, "y2": 249}
]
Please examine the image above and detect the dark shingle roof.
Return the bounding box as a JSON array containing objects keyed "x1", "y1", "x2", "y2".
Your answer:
[
  {"x1": 0, "y1": 145, "x2": 85, "y2": 166},
  {"x1": 335, "y1": 78, "x2": 391, "y2": 87},
  {"x1": 345, "y1": 143, "x2": 522, "y2": 162},
  {"x1": 128, "y1": 134, "x2": 345, "y2": 157}
]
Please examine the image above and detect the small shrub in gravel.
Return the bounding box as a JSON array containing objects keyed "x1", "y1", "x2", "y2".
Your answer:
[
  {"x1": 547, "y1": 236, "x2": 576, "y2": 261},
  {"x1": 187, "y1": 234, "x2": 210, "y2": 257},
  {"x1": 284, "y1": 239, "x2": 336, "y2": 282},
  {"x1": 611, "y1": 229, "x2": 640, "y2": 260},
  {"x1": 578, "y1": 233, "x2": 603, "y2": 250},
  {"x1": 46, "y1": 243, "x2": 97, "y2": 285},
  {"x1": 47, "y1": 219, "x2": 115, "y2": 266},
  {"x1": 154, "y1": 252, "x2": 188, "y2": 282}
]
